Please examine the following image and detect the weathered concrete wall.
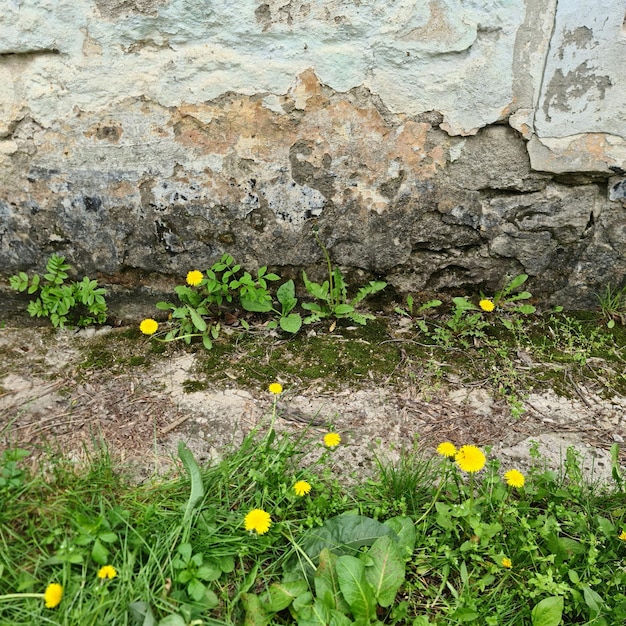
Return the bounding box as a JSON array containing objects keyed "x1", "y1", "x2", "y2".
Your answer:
[{"x1": 1, "y1": 0, "x2": 625, "y2": 307}]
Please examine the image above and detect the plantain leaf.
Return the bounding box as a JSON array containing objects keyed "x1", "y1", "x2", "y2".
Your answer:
[
  {"x1": 280, "y1": 313, "x2": 302, "y2": 334},
  {"x1": 531, "y1": 596, "x2": 564, "y2": 626}
]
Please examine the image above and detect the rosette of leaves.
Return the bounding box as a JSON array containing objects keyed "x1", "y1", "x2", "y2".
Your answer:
[{"x1": 156, "y1": 255, "x2": 282, "y2": 349}]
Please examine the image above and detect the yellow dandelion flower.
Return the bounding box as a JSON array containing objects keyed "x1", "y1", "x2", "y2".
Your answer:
[
  {"x1": 244, "y1": 508, "x2": 272, "y2": 535},
  {"x1": 504, "y1": 469, "x2": 525, "y2": 488},
  {"x1": 44, "y1": 583, "x2": 63, "y2": 609},
  {"x1": 139, "y1": 318, "x2": 159, "y2": 335},
  {"x1": 186, "y1": 270, "x2": 203, "y2": 286},
  {"x1": 436, "y1": 442, "x2": 457, "y2": 458},
  {"x1": 268, "y1": 382, "x2": 283, "y2": 395},
  {"x1": 323, "y1": 432, "x2": 341, "y2": 448},
  {"x1": 97, "y1": 565, "x2": 117, "y2": 580},
  {"x1": 619, "y1": 530, "x2": 626, "y2": 541},
  {"x1": 293, "y1": 480, "x2": 312, "y2": 496},
  {"x1": 479, "y1": 299, "x2": 495, "y2": 312},
  {"x1": 455, "y1": 445, "x2": 486, "y2": 473},
  {"x1": 501, "y1": 557, "x2": 512, "y2": 569}
]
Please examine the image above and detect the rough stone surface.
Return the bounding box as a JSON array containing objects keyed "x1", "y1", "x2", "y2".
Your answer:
[{"x1": 1, "y1": 1, "x2": 626, "y2": 307}]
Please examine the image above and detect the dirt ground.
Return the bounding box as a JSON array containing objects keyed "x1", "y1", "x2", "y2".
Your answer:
[{"x1": 1, "y1": 323, "x2": 624, "y2": 483}]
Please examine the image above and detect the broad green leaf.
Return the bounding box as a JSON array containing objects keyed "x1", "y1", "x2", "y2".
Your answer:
[
  {"x1": 263, "y1": 579, "x2": 309, "y2": 612},
  {"x1": 582, "y1": 585, "x2": 604, "y2": 618},
  {"x1": 176, "y1": 542, "x2": 192, "y2": 562},
  {"x1": 296, "y1": 599, "x2": 332, "y2": 626},
  {"x1": 329, "y1": 610, "x2": 353, "y2": 626},
  {"x1": 241, "y1": 593, "x2": 271, "y2": 626},
  {"x1": 186, "y1": 305, "x2": 207, "y2": 332},
  {"x1": 452, "y1": 296, "x2": 475, "y2": 311},
  {"x1": 188, "y1": 578, "x2": 206, "y2": 602},
  {"x1": 531, "y1": 596, "x2": 564, "y2": 626},
  {"x1": 292, "y1": 591, "x2": 314, "y2": 612},
  {"x1": 241, "y1": 296, "x2": 273, "y2": 313},
  {"x1": 299, "y1": 515, "x2": 398, "y2": 564},
  {"x1": 91, "y1": 538, "x2": 109, "y2": 565},
  {"x1": 595, "y1": 515, "x2": 615, "y2": 538},
  {"x1": 197, "y1": 563, "x2": 221, "y2": 582},
  {"x1": 202, "y1": 335, "x2": 213, "y2": 351},
  {"x1": 178, "y1": 441, "x2": 205, "y2": 522},
  {"x1": 205, "y1": 588, "x2": 219, "y2": 609},
  {"x1": 302, "y1": 302, "x2": 323, "y2": 312},
  {"x1": 99, "y1": 531, "x2": 118, "y2": 543},
  {"x1": 567, "y1": 569, "x2": 580, "y2": 585},
  {"x1": 156, "y1": 301, "x2": 174, "y2": 310},
  {"x1": 516, "y1": 304, "x2": 536, "y2": 314},
  {"x1": 508, "y1": 274, "x2": 529, "y2": 290},
  {"x1": 365, "y1": 535, "x2": 405, "y2": 607},
  {"x1": 219, "y1": 555, "x2": 235, "y2": 573},
  {"x1": 511, "y1": 290, "x2": 532, "y2": 301},
  {"x1": 333, "y1": 304, "x2": 355, "y2": 316},
  {"x1": 314, "y1": 549, "x2": 350, "y2": 613},
  {"x1": 384, "y1": 517, "x2": 416, "y2": 558},
  {"x1": 336, "y1": 555, "x2": 376, "y2": 621},
  {"x1": 280, "y1": 313, "x2": 302, "y2": 334},
  {"x1": 276, "y1": 280, "x2": 298, "y2": 314}
]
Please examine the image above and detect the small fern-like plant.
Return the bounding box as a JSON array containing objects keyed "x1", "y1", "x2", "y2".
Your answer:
[{"x1": 9, "y1": 254, "x2": 108, "y2": 328}]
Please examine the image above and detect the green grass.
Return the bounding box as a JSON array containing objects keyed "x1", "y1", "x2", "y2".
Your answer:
[{"x1": 1, "y1": 404, "x2": 625, "y2": 626}]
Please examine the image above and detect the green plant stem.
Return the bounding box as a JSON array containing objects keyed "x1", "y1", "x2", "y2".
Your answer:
[
  {"x1": 415, "y1": 463, "x2": 454, "y2": 526},
  {"x1": 281, "y1": 528, "x2": 317, "y2": 573},
  {"x1": 0, "y1": 593, "x2": 46, "y2": 602},
  {"x1": 88, "y1": 592, "x2": 106, "y2": 626},
  {"x1": 314, "y1": 230, "x2": 335, "y2": 309}
]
